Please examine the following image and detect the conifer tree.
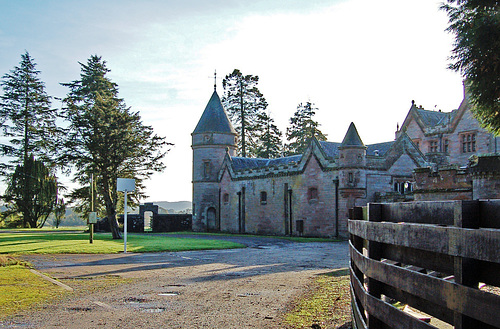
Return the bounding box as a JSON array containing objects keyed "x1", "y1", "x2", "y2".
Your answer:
[
  {"x1": 0, "y1": 52, "x2": 59, "y2": 227},
  {"x1": 3, "y1": 155, "x2": 58, "y2": 228},
  {"x1": 60, "y1": 55, "x2": 170, "y2": 239},
  {"x1": 222, "y1": 69, "x2": 268, "y2": 157},
  {"x1": 441, "y1": 0, "x2": 500, "y2": 135},
  {"x1": 285, "y1": 101, "x2": 327, "y2": 155},
  {"x1": 252, "y1": 111, "x2": 283, "y2": 158},
  {"x1": 0, "y1": 52, "x2": 57, "y2": 168}
]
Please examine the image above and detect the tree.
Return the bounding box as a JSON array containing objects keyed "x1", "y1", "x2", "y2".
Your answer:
[
  {"x1": 60, "y1": 55, "x2": 170, "y2": 239},
  {"x1": 0, "y1": 51, "x2": 59, "y2": 227},
  {"x1": 441, "y1": 0, "x2": 500, "y2": 135},
  {"x1": 222, "y1": 69, "x2": 268, "y2": 157},
  {"x1": 53, "y1": 197, "x2": 66, "y2": 228},
  {"x1": 285, "y1": 101, "x2": 327, "y2": 155},
  {"x1": 252, "y1": 111, "x2": 283, "y2": 158},
  {"x1": 2, "y1": 155, "x2": 58, "y2": 228},
  {"x1": 0, "y1": 51, "x2": 57, "y2": 169}
]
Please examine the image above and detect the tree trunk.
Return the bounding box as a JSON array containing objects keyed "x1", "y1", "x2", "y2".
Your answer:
[{"x1": 102, "y1": 181, "x2": 122, "y2": 239}]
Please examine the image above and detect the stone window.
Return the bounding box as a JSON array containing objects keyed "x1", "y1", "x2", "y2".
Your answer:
[
  {"x1": 223, "y1": 193, "x2": 229, "y2": 205},
  {"x1": 461, "y1": 133, "x2": 476, "y2": 153},
  {"x1": 429, "y1": 140, "x2": 438, "y2": 153},
  {"x1": 203, "y1": 161, "x2": 211, "y2": 178},
  {"x1": 348, "y1": 173, "x2": 354, "y2": 183},
  {"x1": 308, "y1": 187, "x2": 318, "y2": 201},
  {"x1": 443, "y1": 139, "x2": 449, "y2": 153},
  {"x1": 260, "y1": 191, "x2": 267, "y2": 205}
]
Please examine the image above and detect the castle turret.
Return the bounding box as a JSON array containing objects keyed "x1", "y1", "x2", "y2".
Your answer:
[
  {"x1": 192, "y1": 91, "x2": 236, "y2": 231},
  {"x1": 338, "y1": 122, "x2": 367, "y2": 215}
]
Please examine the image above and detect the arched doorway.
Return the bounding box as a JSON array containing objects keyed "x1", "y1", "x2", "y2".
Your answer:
[
  {"x1": 144, "y1": 211, "x2": 153, "y2": 232},
  {"x1": 207, "y1": 207, "x2": 217, "y2": 232}
]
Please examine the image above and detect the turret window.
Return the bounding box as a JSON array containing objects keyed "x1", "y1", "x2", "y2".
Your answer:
[
  {"x1": 223, "y1": 193, "x2": 229, "y2": 205},
  {"x1": 260, "y1": 191, "x2": 267, "y2": 205}
]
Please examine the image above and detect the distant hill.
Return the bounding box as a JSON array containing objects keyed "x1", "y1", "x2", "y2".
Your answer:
[{"x1": 146, "y1": 201, "x2": 192, "y2": 214}]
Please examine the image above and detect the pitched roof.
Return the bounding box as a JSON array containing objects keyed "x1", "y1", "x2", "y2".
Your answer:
[
  {"x1": 414, "y1": 108, "x2": 453, "y2": 127},
  {"x1": 231, "y1": 155, "x2": 302, "y2": 171},
  {"x1": 318, "y1": 141, "x2": 341, "y2": 158},
  {"x1": 193, "y1": 91, "x2": 236, "y2": 134},
  {"x1": 366, "y1": 141, "x2": 394, "y2": 156},
  {"x1": 340, "y1": 122, "x2": 365, "y2": 148}
]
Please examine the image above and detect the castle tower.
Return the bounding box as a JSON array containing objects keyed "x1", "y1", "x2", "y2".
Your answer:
[
  {"x1": 192, "y1": 91, "x2": 237, "y2": 231},
  {"x1": 338, "y1": 122, "x2": 367, "y2": 216}
]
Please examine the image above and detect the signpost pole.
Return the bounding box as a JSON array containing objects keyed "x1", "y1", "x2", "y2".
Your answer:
[
  {"x1": 90, "y1": 174, "x2": 94, "y2": 244},
  {"x1": 117, "y1": 178, "x2": 135, "y2": 254},
  {"x1": 124, "y1": 190, "x2": 128, "y2": 253}
]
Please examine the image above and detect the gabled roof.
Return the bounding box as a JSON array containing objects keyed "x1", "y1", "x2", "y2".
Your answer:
[
  {"x1": 231, "y1": 155, "x2": 302, "y2": 171},
  {"x1": 193, "y1": 91, "x2": 236, "y2": 134},
  {"x1": 414, "y1": 108, "x2": 453, "y2": 127},
  {"x1": 366, "y1": 141, "x2": 394, "y2": 156},
  {"x1": 318, "y1": 141, "x2": 341, "y2": 158},
  {"x1": 340, "y1": 122, "x2": 365, "y2": 148}
]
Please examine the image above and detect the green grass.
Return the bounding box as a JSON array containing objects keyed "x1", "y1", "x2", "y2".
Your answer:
[
  {"x1": 0, "y1": 264, "x2": 65, "y2": 319},
  {"x1": 0, "y1": 232, "x2": 245, "y2": 254},
  {"x1": 283, "y1": 268, "x2": 351, "y2": 329}
]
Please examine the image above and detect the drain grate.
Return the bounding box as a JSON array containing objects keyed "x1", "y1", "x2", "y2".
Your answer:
[{"x1": 158, "y1": 292, "x2": 180, "y2": 296}]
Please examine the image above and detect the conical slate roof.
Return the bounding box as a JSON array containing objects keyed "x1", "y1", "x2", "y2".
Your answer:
[
  {"x1": 340, "y1": 122, "x2": 365, "y2": 148},
  {"x1": 193, "y1": 91, "x2": 236, "y2": 134}
]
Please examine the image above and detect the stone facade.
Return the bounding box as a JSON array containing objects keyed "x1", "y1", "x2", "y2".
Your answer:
[
  {"x1": 396, "y1": 87, "x2": 499, "y2": 167},
  {"x1": 192, "y1": 89, "x2": 498, "y2": 237},
  {"x1": 192, "y1": 91, "x2": 430, "y2": 238}
]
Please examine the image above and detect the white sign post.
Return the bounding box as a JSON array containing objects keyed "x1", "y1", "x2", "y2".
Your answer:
[{"x1": 117, "y1": 178, "x2": 135, "y2": 253}]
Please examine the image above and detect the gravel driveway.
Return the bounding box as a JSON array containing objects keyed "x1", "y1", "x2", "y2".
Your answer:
[{"x1": 6, "y1": 235, "x2": 349, "y2": 329}]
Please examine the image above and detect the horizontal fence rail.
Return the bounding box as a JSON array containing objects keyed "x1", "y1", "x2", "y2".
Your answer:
[{"x1": 348, "y1": 200, "x2": 500, "y2": 329}]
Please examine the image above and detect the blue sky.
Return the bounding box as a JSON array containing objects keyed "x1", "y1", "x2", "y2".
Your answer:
[{"x1": 0, "y1": 0, "x2": 463, "y2": 202}]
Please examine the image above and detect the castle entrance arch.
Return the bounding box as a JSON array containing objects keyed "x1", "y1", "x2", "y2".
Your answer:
[{"x1": 207, "y1": 207, "x2": 217, "y2": 232}]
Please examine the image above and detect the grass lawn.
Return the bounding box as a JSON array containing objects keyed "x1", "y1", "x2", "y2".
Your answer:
[
  {"x1": 283, "y1": 268, "x2": 351, "y2": 329},
  {"x1": 0, "y1": 231, "x2": 245, "y2": 254},
  {"x1": 0, "y1": 255, "x2": 67, "y2": 320}
]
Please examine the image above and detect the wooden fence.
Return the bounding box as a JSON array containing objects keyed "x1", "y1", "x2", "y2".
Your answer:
[{"x1": 348, "y1": 200, "x2": 500, "y2": 329}]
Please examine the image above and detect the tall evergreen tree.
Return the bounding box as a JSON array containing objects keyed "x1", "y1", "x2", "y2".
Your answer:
[
  {"x1": 60, "y1": 55, "x2": 170, "y2": 239},
  {"x1": 222, "y1": 69, "x2": 268, "y2": 157},
  {"x1": 0, "y1": 52, "x2": 59, "y2": 227},
  {"x1": 2, "y1": 155, "x2": 58, "y2": 228},
  {"x1": 0, "y1": 51, "x2": 57, "y2": 169},
  {"x1": 252, "y1": 111, "x2": 283, "y2": 158},
  {"x1": 441, "y1": 0, "x2": 500, "y2": 135},
  {"x1": 285, "y1": 101, "x2": 327, "y2": 155}
]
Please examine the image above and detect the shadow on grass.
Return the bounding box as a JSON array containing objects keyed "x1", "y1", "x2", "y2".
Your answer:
[{"x1": 317, "y1": 268, "x2": 349, "y2": 277}]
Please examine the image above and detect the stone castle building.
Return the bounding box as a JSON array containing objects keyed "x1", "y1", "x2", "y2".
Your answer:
[{"x1": 192, "y1": 89, "x2": 499, "y2": 237}]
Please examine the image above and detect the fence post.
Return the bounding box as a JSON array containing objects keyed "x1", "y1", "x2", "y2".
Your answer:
[
  {"x1": 453, "y1": 200, "x2": 481, "y2": 329},
  {"x1": 367, "y1": 203, "x2": 385, "y2": 329}
]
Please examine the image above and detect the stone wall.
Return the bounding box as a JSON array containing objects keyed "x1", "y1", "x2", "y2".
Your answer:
[{"x1": 470, "y1": 154, "x2": 500, "y2": 200}]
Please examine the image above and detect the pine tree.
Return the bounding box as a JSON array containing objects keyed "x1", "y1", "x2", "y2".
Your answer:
[
  {"x1": 0, "y1": 52, "x2": 57, "y2": 169},
  {"x1": 285, "y1": 101, "x2": 327, "y2": 155},
  {"x1": 222, "y1": 69, "x2": 268, "y2": 157},
  {"x1": 252, "y1": 111, "x2": 283, "y2": 158},
  {"x1": 441, "y1": 0, "x2": 500, "y2": 135},
  {"x1": 3, "y1": 155, "x2": 58, "y2": 228},
  {"x1": 60, "y1": 55, "x2": 170, "y2": 239},
  {"x1": 0, "y1": 52, "x2": 59, "y2": 227}
]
